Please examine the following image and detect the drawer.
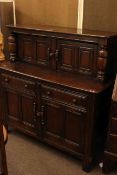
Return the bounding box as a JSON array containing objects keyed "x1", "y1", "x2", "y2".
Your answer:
[
  {"x1": 1, "y1": 74, "x2": 35, "y2": 92},
  {"x1": 110, "y1": 118, "x2": 117, "y2": 135},
  {"x1": 41, "y1": 84, "x2": 88, "y2": 108},
  {"x1": 106, "y1": 135, "x2": 117, "y2": 154}
]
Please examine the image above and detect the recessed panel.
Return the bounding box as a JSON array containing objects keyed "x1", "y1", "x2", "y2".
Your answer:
[
  {"x1": 7, "y1": 91, "x2": 19, "y2": 119},
  {"x1": 79, "y1": 47, "x2": 94, "y2": 74},
  {"x1": 59, "y1": 44, "x2": 75, "y2": 71},
  {"x1": 65, "y1": 111, "x2": 83, "y2": 144},
  {"x1": 46, "y1": 103, "x2": 63, "y2": 136},
  {"x1": 21, "y1": 95, "x2": 34, "y2": 128},
  {"x1": 23, "y1": 39, "x2": 34, "y2": 61},
  {"x1": 62, "y1": 47, "x2": 73, "y2": 66},
  {"x1": 37, "y1": 43, "x2": 47, "y2": 61}
]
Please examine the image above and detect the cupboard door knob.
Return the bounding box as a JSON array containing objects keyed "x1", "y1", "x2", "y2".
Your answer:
[
  {"x1": 4, "y1": 78, "x2": 9, "y2": 82},
  {"x1": 72, "y1": 98, "x2": 77, "y2": 103},
  {"x1": 24, "y1": 84, "x2": 28, "y2": 88},
  {"x1": 47, "y1": 91, "x2": 51, "y2": 95},
  {"x1": 55, "y1": 49, "x2": 59, "y2": 62},
  {"x1": 49, "y1": 52, "x2": 54, "y2": 57},
  {"x1": 41, "y1": 121, "x2": 45, "y2": 126},
  {"x1": 47, "y1": 48, "x2": 54, "y2": 60},
  {"x1": 33, "y1": 117, "x2": 36, "y2": 122},
  {"x1": 33, "y1": 102, "x2": 36, "y2": 113},
  {"x1": 36, "y1": 112, "x2": 41, "y2": 117}
]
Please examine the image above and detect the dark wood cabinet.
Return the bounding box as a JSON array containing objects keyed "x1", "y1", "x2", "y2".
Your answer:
[{"x1": 0, "y1": 24, "x2": 117, "y2": 172}]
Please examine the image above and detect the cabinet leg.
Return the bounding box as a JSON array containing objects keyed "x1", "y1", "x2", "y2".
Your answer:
[
  {"x1": 8, "y1": 126, "x2": 14, "y2": 133},
  {"x1": 82, "y1": 157, "x2": 93, "y2": 172},
  {"x1": 103, "y1": 156, "x2": 113, "y2": 174}
]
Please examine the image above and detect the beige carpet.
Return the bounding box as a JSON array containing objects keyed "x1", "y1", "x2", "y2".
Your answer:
[{"x1": 6, "y1": 131, "x2": 117, "y2": 175}]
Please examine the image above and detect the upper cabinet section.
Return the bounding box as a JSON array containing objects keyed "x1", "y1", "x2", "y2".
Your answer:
[{"x1": 7, "y1": 25, "x2": 117, "y2": 82}]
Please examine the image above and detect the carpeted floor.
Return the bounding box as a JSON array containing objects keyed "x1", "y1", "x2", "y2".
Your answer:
[{"x1": 6, "y1": 131, "x2": 117, "y2": 175}]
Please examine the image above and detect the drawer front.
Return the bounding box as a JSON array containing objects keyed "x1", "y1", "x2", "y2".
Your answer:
[
  {"x1": 110, "y1": 118, "x2": 117, "y2": 135},
  {"x1": 42, "y1": 84, "x2": 88, "y2": 108},
  {"x1": 1, "y1": 74, "x2": 35, "y2": 92},
  {"x1": 106, "y1": 135, "x2": 117, "y2": 154}
]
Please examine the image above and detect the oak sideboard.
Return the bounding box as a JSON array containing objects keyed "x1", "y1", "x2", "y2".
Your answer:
[{"x1": 0, "y1": 25, "x2": 117, "y2": 172}]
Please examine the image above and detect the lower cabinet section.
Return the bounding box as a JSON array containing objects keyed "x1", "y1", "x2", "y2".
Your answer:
[
  {"x1": 0, "y1": 72, "x2": 112, "y2": 172},
  {"x1": 42, "y1": 99, "x2": 85, "y2": 157}
]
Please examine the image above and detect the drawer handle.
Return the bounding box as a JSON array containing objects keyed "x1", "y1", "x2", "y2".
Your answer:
[
  {"x1": 24, "y1": 84, "x2": 28, "y2": 88},
  {"x1": 4, "y1": 78, "x2": 9, "y2": 82},
  {"x1": 47, "y1": 91, "x2": 51, "y2": 95},
  {"x1": 72, "y1": 98, "x2": 77, "y2": 103},
  {"x1": 33, "y1": 117, "x2": 36, "y2": 122}
]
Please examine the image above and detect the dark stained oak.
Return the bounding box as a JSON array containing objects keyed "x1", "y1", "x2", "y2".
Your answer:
[
  {"x1": 0, "y1": 61, "x2": 114, "y2": 93},
  {"x1": 1, "y1": 24, "x2": 117, "y2": 172},
  {"x1": 7, "y1": 24, "x2": 117, "y2": 37},
  {"x1": 7, "y1": 24, "x2": 117, "y2": 82}
]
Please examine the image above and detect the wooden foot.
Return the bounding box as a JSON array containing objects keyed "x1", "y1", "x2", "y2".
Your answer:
[
  {"x1": 82, "y1": 157, "x2": 93, "y2": 172},
  {"x1": 103, "y1": 156, "x2": 114, "y2": 174}
]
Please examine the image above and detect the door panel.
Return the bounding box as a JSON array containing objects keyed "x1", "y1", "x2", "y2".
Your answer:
[
  {"x1": 64, "y1": 108, "x2": 84, "y2": 153},
  {"x1": 7, "y1": 91, "x2": 19, "y2": 121},
  {"x1": 1, "y1": 77, "x2": 39, "y2": 137},
  {"x1": 57, "y1": 41, "x2": 76, "y2": 71},
  {"x1": 43, "y1": 101, "x2": 64, "y2": 138},
  {"x1": 57, "y1": 39, "x2": 97, "y2": 76},
  {"x1": 42, "y1": 98, "x2": 85, "y2": 155},
  {"x1": 18, "y1": 36, "x2": 36, "y2": 63},
  {"x1": 36, "y1": 37, "x2": 52, "y2": 67},
  {"x1": 21, "y1": 94, "x2": 36, "y2": 129},
  {"x1": 18, "y1": 34, "x2": 53, "y2": 67},
  {"x1": 78, "y1": 47, "x2": 95, "y2": 75}
]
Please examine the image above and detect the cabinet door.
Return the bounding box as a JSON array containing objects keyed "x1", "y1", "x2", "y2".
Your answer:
[
  {"x1": 42, "y1": 99, "x2": 85, "y2": 156},
  {"x1": 0, "y1": 72, "x2": 41, "y2": 138},
  {"x1": 41, "y1": 100, "x2": 64, "y2": 140},
  {"x1": 56, "y1": 39, "x2": 97, "y2": 76},
  {"x1": 18, "y1": 34, "x2": 53, "y2": 67},
  {"x1": 35, "y1": 36, "x2": 53, "y2": 68},
  {"x1": 63, "y1": 107, "x2": 85, "y2": 155},
  {"x1": 2, "y1": 88, "x2": 38, "y2": 137}
]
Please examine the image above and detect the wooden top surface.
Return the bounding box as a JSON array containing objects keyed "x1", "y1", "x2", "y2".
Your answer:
[
  {"x1": 7, "y1": 24, "x2": 117, "y2": 38},
  {"x1": 0, "y1": 60, "x2": 114, "y2": 94}
]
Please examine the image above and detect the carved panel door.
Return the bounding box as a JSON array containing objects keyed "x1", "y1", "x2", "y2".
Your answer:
[
  {"x1": 1, "y1": 74, "x2": 39, "y2": 137},
  {"x1": 56, "y1": 39, "x2": 98, "y2": 76},
  {"x1": 17, "y1": 34, "x2": 53, "y2": 67},
  {"x1": 41, "y1": 100, "x2": 64, "y2": 141},
  {"x1": 56, "y1": 39, "x2": 76, "y2": 72},
  {"x1": 62, "y1": 106, "x2": 85, "y2": 155},
  {"x1": 2, "y1": 88, "x2": 39, "y2": 137},
  {"x1": 41, "y1": 98, "x2": 85, "y2": 156}
]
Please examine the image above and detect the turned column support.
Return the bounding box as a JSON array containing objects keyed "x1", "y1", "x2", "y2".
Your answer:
[
  {"x1": 8, "y1": 34, "x2": 16, "y2": 62},
  {"x1": 97, "y1": 46, "x2": 108, "y2": 82},
  {"x1": 0, "y1": 32, "x2": 5, "y2": 61}
]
